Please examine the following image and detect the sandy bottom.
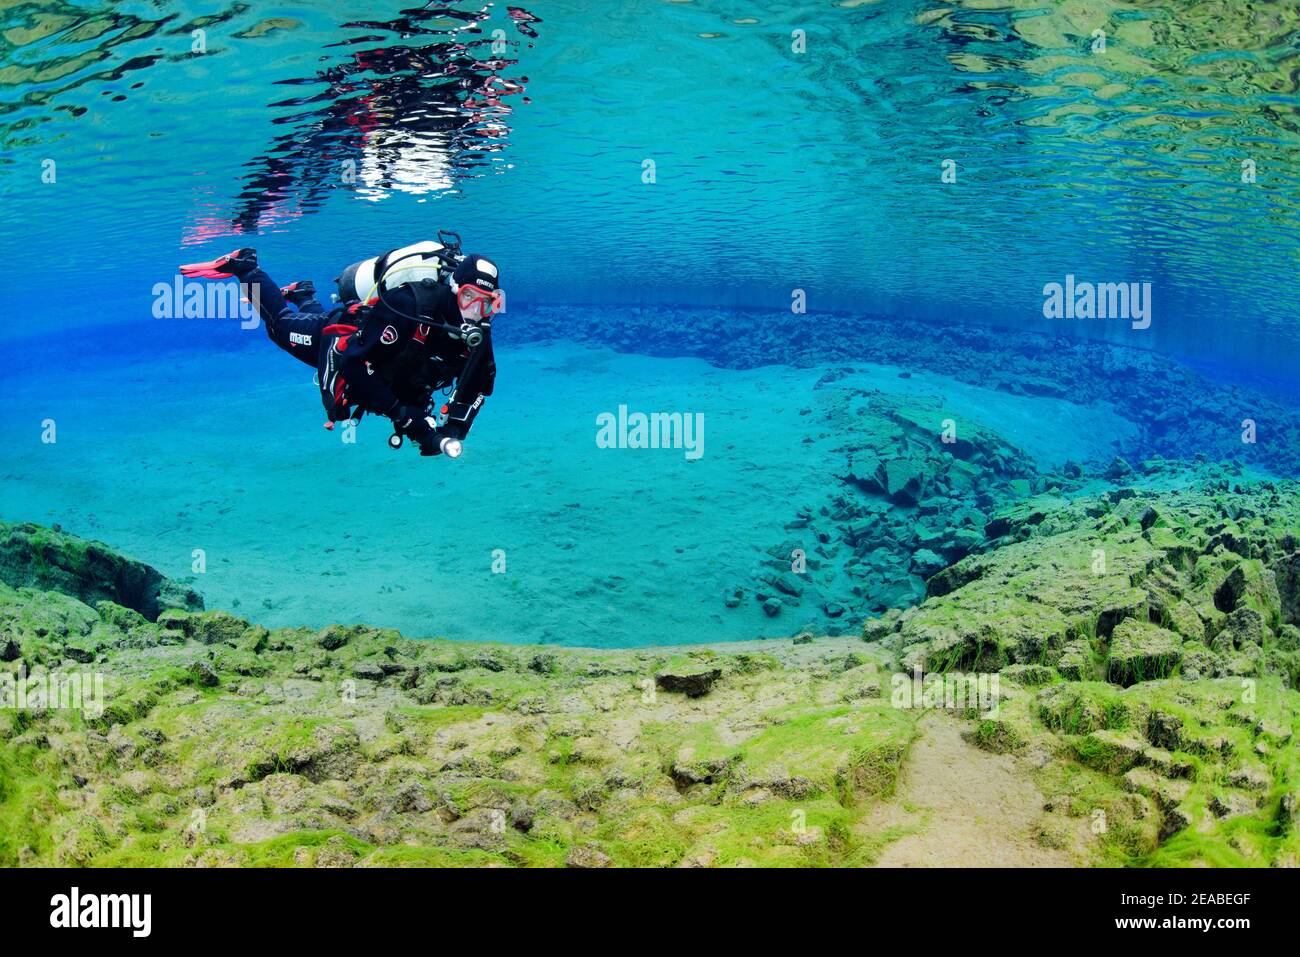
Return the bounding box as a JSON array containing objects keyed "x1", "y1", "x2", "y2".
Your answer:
[
  {"x1": 2, "y1": 339, "x2": 1136, "y2": 645},
  {"x1": 863, "y1": 713, "x2": 1089, "y2": 866}
]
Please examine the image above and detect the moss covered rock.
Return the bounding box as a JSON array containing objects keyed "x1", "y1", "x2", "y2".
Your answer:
[
  {"x1": 1106, "y1": 621, "x2": 1183, "y2": 686},
  {"x1": 0, "y1": 521, "x2": 201, "y2": 620}
]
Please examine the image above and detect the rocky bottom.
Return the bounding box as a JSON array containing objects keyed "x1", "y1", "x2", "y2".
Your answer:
[{"x1": 0, "y1": 467, "x2": 1298, "y2": 867}]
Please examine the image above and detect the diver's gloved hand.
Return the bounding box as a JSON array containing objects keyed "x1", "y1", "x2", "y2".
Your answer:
[
  {"x1": 426, "y1": 428, "x2": 464, "y2": 459},
  {"x1": 179, "y1": 247, "x2": 259, "y2": 279},
  {"x1": 391, "y1": 406, "x2": 439, "y2": 452},
  {"x1": 280, "y1": 280, "x2": 316, "y2": 306},
  {"x1": 416, "y1": 430, "x2": 465, "y2": 458},
  {"x1": 388, "y1": 407, "x2": 461, "y2": 458},
  {"x1": 389, "y1": 405, "x2": 429, "y2": 436},
  {"x1": 416, "y1": 430, "x2": 443, "y2": 457}
]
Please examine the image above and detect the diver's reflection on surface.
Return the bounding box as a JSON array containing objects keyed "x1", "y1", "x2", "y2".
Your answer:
[{"x1": 224, "y1": 2, "x2": 539, "y2": 234}]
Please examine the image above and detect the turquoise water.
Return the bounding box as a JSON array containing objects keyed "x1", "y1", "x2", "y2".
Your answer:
[{"x1": 0, "y1": 1, "x2": 1297, "y2": 643}]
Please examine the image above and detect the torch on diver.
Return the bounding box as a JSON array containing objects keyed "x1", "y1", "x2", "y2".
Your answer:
[{"x1": 386, "y1": 420, "x2": 463, "y2": 458}]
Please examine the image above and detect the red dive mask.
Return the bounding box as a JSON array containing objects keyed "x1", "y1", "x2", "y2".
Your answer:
[{"x1": 457, "y1": 284, "x2": 503, "y2": 320}]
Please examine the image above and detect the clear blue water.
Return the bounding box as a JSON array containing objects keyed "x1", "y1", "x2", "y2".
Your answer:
[
  {"x1": 3, "y1": 1, "x2": 1299, "y2": 365},
  {"x1": 1, "y1": 1, "x2": 1297, "y2": 644}
]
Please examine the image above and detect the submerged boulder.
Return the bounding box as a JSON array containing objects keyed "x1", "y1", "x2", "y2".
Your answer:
[
  {"x1": 909, "y1": 548, "x2": 947, "y2": 579},
  {"x1": 1213, "y1": 560, "x2": 1280, "y2": 622},
  {"x1": 1277, "y1": 551, "x2": 1300, "y2": 626},
  {"x1": 0, "y1": 521, "x2": 201, "y2": 621},
  {"x1": 1079, "y1": 729, "x2": 1147, "y2": 774},
  {"x1": 1106, "y1": 620, "x2": 1183, "y2": 686},
  {"x1": 1212, "y1": 607, "x2": 1267, "y2": 652},
  {"x1": 656, "y1": 668, "x2": 722, "y2": 698},
  {"x1": 881, "y1": 458, "x2": 925, "y2": 506},
  {"x1": 189, "y1": 610, "x2": 252, "y2": 646}
]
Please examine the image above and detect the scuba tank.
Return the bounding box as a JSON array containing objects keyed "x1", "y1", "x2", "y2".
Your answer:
[{"x1": 334, "y1": 230, "x2": 464, "y2": 304}]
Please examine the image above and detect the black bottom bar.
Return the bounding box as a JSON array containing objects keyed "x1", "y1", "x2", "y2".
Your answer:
[{"x1": 0, "y1": 866, "x2": 1280, "y2": 942}]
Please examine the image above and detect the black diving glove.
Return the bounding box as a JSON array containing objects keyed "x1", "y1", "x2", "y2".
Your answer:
[
  {"x1": 390, "y1": 406, "x2": 461, "y2": 458},
  {"x1": 390, "y1": 405, "x2": 429, "y2": 436},
  {"x1": 417, "y1": 432, "x2": 443, "y2": 457},
  {"x1": 390, "y1": 406, "x2": 439, "y2": 455},
  {"x1": 280, "y1": 279, "x2": 317, "y2": 306}
]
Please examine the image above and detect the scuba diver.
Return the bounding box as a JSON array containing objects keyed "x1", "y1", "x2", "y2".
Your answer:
[{"x1": 179, "y1": 233, "x2": 501, "y2": 457}]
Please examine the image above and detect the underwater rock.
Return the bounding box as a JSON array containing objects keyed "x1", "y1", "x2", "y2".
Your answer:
[
  {"x1": 862, "y1": 608, "x2": 902, "y2": 642},
  {"x1": 881, "y1": 458, "x2": 925, "y2": 506},
  {"x1": 1146, "y1": 710, "x2": 1184, "y2": 752},
  {"x1": 1104, "y1": 458, "x2": 1134, "y2": 481},
  {"x1": 760, "y1": 571, "x2": 804, "y2": 598},
  {"x1": 1281, "y1": 793, "x2": 1300, "y2": 830},
  {"x1": 156, "y1": 608, "x2": 194, "y2": 636},
  {"x1": 1159, "y1": 805, "x2": 1194, "y2": 841},
  {"x1": 1105, "y1": 621, "x2": 1183, "y2": 686},
  {"x1": 842, "y1": 453, "x2": 886, "y2": 495},
  {"x1": 655, "y1": 668, "x2": 722, "y2": 698},
  {"x1": 1079, "y1": 730, "x2": 1147, "y2": 774},
  {"x1": 96, "y1": 600, "x2": 146, "y2": 632},
  {"x1": 893, "y1": 479, "x2": 1300, "y2": 695},
  {"x1": 909, "y1": 548, "x2": 947, "y2": 580},
  {"x1": 352, "y1": 661, "x2": 386, "y2": 681},
  {"x1": 1159, "y1": 599, "x2": 1206, "y2": 642},
  {"x1": 983, "y1": 496, "x2": 1067, "y2": 540},
  {"x1": 1277, "y1": 551, "x2": 1300, "y2": 626},
  {"x1": 671, "y1": 754, "x2": 740, "y2": 787},
  {"x1": 190, "y1": 610, "x2": 252, "y2": 646},
  {"x1": 1209, "y1": 792, "x2": 1257, "y2": 820},
  {"x1": 565, "y1": 846, "x2": 614, "y2": 869},
  {"x1": 1226, "y1": 766, "x2": 1271, "y2": 792},
  {"x1": 924, "y1": 556, "x2": 989, "y2": 598},
  {"x1": 1212, "y1": 607, "x2": 1266, "y2": 652},
  {"x1": 188, "y1": 660, "x2": 220, "y2": 688},
  {"x1": 315, "y1": 625, "x2": 354, "y2": 650},
  {"x1": 2, "y1": 493, "x2": 1299, "y2": 868},
  {"x1": 1213, "y1": 561, "x2": 1280, "y2": 621},
  {"x1": 0, "y1": 521, "x2": 202, "y2": 620},
  {"x1": 764, "y1": 391, "x2": 1042, "y2": 624},
  {"x1": 528, "y1": 652, "x2": 559, "y2": 674},
  {"x1": 1000, "y1": 664, "x2": 1055, "y2": 686}
]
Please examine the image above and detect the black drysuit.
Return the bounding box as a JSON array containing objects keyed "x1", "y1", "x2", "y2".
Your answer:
[{"x1": 242, "y1": 267, "x2": 495, "y2": 446}]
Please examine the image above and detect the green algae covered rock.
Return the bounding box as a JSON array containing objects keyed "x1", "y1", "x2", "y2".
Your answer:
[
  {"x1": 887, "y1": 480, "x2": 1300, "y2": 693},
  {"x1": 1078, "y1": 729, "x2": 1148, "y2": 774},
  {"x1": 3, "y1": 477, "x2": 1299, "y2": 869},
  {"x1": 1279, "y1": 551, "x2": 1300, "y2": 626},
  {"x1": 1106, "y1": 621, "x2": 1183, "y2": 686},
  {"x1": 1000, "y1": 663, "x2": 1055, "y2": 686},
  {"x1": 965, "y1": 717, "x2": 1025, "y2": 754},
  {"x1": 1035, "y1": 683, "x2": 1129, "y2": 735},
  {"x1": 0, "y1": 521, "x2": 201, "y2": 620},
  {"x1": 189, "y1": 610, "x2": 253, "y2": 646},
  {"x1": 0, "y1": 542, "x2": 922, "y2": 867},
  {"x1": 655, "y1": 666, "x2": 722, "y2": 697}
]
